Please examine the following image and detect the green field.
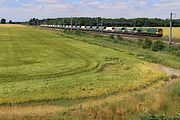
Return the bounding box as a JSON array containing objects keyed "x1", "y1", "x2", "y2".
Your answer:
[
  {"x1": 0, "y1": 25, "x2": 179, "y2": 119},
  {"x1": 0, "y1": 24, "x2": 166, "y2": 104}
]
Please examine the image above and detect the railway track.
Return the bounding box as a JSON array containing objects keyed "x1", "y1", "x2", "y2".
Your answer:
[
  {"x1": 85, "y1": 30, "x2": 180, "y2": 44},
  {"x1": 42, "y1": 27, "x2": 180, "y2": 44}
]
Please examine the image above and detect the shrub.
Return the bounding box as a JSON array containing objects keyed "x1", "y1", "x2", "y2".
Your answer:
[
  {"x1": 63, "y1": 29, "x2": 70, "y2": 33},
  {"x1": 152, "y1": 40, "x2": 165, "y2": 51},
  {"x1": 109, "y1": 35, "x2": 115, "y2": 39},
  {"x1": 113, "y1": 39, "x2": 120, "y2": 44},
  {"x1": 142, "y1": 38, "x2": 153, "y2": 49},
  {"x1": 164, "y1": 45, "x2": 180, "y2": 52},
  {"x1": 75, "y1": 30, "x2": 81, "y2": 35},
  {"x1": 140, "y1": 113, "x2": 180, "y2": 120},
  {"x1": 95, "y1": 34, "x2": 102, "y2": 38},
  {"x1": 137, "y1": 39, "x2": 144, "y2": 45},
  {"x1": 117, "y1": 35, "x2": 123, "y2": 40}
]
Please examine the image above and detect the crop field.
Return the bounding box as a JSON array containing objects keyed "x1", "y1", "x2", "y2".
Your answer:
[
  {"x1": 0, "y1": 24, "x2": 166, "y2": 103},
  {"x1": 160, "y1": 27, "x2": 180, "y2": 39},
  {"x1": 0, "y1": 25, "x2": 179, "y2": 119}
]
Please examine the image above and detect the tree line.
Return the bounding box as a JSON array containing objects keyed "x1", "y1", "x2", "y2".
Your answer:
[
  {"x1": 29, "y1": 17, "x2": 180, "y2": 27},
  {"x1": 0, "y1": 18, "x2": 14, "y2": 24}
]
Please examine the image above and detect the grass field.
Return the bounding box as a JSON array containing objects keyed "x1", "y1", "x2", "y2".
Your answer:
[
  {"x1": 0, "y1": 24, "x2": 179, "y2": 119},
  {"x1": 0, "y1": 24, "x2": 166, "y2": 104}
]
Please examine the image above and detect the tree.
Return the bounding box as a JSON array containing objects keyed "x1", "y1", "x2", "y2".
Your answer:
[
  {"x1": 1, "y1": 18, "x2": 6, "y2": 24},
  {"x1": 9, "y1": 20, "x2": 13, "y2": 24},
  {"x1": 29, "y1": 18, "x2": 40, "y2": 26},
  {"x1": 29, "y1": 17, "x2": 180, "y2": 27}
]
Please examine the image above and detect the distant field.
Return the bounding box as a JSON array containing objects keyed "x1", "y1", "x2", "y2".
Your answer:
[{"x1": 160, "y1": 27, "x2": 180, "y2": 39}]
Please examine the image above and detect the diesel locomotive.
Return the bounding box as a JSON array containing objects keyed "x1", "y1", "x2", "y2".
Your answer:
[{"x1": 41, "y1": 25, "x2": 163, "y2": 37}]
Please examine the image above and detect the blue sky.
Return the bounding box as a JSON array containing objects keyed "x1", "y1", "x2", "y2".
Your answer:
[{"x1": 0, "y1": 0, "x2": 180, "y2": 21}]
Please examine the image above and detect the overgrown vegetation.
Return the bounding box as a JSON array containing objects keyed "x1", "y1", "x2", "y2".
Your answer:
[
  {"x1": 140, "y1": 113, "x2": 180, "y2": 120},
  {"x1": 142, "y1": 38, "x2": 153, "y2": 49},
  {"x1": 152, "y1": 40, "x2": 165, "y2": 51},
  {"x1": 42, "y1": 79, "x2": 180, "y2": 120}
]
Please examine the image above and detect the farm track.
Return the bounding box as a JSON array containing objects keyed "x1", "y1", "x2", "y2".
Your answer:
[{"x1": 159, "y1": 65, "x2": 180, "y2": 76}]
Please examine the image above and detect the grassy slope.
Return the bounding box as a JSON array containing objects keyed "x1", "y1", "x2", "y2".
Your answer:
[
  {"x1": 0, "y1": 25, "x2": 166, "y2": 105},
  {"x1": 63, "y1": 30, "x2": 180, "y2": 70},
  {"x1": 48, "y1": 78, "x2": 180, "y2": 120}
]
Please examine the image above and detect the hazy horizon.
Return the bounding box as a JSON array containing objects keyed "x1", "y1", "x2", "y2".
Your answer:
[{"x1": 0, "y1": 0, "x2": 180, "y2": 22}]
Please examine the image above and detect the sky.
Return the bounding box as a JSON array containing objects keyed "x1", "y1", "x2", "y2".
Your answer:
[{"x1": 0, "y1": 0, "x2": 180, "y2": 22}]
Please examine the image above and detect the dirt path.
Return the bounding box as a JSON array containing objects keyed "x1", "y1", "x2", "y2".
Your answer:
[{"x1": 158, "y1": 65, "x2": 180, "y2": 76}]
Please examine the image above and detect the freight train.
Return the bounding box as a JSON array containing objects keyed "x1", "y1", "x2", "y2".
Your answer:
[{"x1": 41, "y1": 25, "x2": 163, "y2": 37}]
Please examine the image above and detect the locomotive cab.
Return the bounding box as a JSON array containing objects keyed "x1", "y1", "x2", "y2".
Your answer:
[{"x1": 156, "y1": 28, "x2": 163, "y2": 37}]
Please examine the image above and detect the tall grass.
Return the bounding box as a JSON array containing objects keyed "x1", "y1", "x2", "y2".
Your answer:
[{"x1": 0, "y1": 25, "x2": 179, "y2": 120}]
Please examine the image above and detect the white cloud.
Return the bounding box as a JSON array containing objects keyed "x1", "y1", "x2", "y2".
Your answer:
[
  {"x1": 0, "y1": 0, "x2": 179, "y2": 21},
  {"x1": 154, "y1": 1, "x2": 180, "y2": 9}
]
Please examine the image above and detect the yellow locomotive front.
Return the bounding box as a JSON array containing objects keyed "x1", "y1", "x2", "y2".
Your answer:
[{"x1": 156, "y1": 28, "x2": 163, "y2": 37}]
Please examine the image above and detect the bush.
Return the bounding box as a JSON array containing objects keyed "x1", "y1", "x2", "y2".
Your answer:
[
  {"x1": 142, "y1": 38, "x2": 153, "y2": 49},
  {"x1": 95, "y1": 34, "x2": 103, "y2": 38},
  {"x1": 117, "y1": 35, "x2": 123, "y2": 40},
  {"x1": 109, "y1": 35, "x2": 115, "y2": 39},
  {"x1": 63, "y1": 29, "x2": 70, "y2": 33},
  {"x1": 137, "y1": 39, "x2": 144, "y2": 45},
  {"x1": 164, "y1": 45, "x2": 180, "y2": 52},
  {"x1": 152, "y1": 40, "x2": 165, "y2": 51},
  {"x1": 140, "y1": 113, "x2": 180, "y2": 120},
  {"x1": 113, "y1": 39, "x2": 120, "y2": 44}
]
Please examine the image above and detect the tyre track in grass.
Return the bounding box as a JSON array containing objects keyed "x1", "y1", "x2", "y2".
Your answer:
[
  {"x1": 0, "y1": 32, "x2": 99, "y2": 83},
  {"x1": 0, "y1": 29, "x2": 100, "y2": 105},
  {"x1": 0, "y1": 62, "x2": 179, "y2": 107},
  {"x1": 1, "y1": 26, "x2": 179, "y2": 116}
]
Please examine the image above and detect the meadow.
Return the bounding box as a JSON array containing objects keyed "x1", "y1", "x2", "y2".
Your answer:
[{"x1": 0, "y1": 25, "x2": 179, "y2": 120}]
